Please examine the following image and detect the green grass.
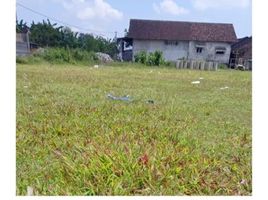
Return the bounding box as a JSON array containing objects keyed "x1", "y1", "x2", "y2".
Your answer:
[{"x1": 16, "y1": 63, "x2": 252, "y2": 195}]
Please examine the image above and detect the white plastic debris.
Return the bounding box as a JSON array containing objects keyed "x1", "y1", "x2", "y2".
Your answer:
[
  {"x1": 240, "y1": 179, "x2": 246, "y2": 185},
  {"x1": 220, "y1": 86, "x2": 229, "y2": 90},
  {"x1": 107, "y1": 94, "x2": 131, "y2": 101},
  {"x1": 199, "y1": 77, "x2": 204, "y2": 80},
  {"x1": 94, "y1": 65, "x2": 99, "y2": 68},
  {"x1": 27, "y1": 186, "x2": 34, "y2": 196},
  {"x1": 191, "y1": 81, "x2": 200, "y2": 84}
]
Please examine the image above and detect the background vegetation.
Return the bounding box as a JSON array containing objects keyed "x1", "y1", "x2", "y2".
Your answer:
[
  {"x1": 16, "y1": 19, "x2": 117, "y2": 57},
  {"x1": 16, "y1": 48, "x2": 98, "y2": 65}
]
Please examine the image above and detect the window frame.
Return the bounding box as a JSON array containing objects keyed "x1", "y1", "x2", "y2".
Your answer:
[
  {"x1": 196, "y1": 47, "x2": 203, "y2": 53},
  {"x1": 195, "y1": 43, "x2": 205, "y2": 54},
  {"x1": 164, "y1": 40, "x2": 178, "y2": 46},
  {"x1": 215, "y1": 47, "x2": 226, "y2": 55}
]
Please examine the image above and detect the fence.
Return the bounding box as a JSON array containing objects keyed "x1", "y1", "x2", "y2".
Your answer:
[
  {"x1": 16, "y1": 33, "x2": 30, "y2": 56},
  {"x1": 229, "y1": 58, "x2": 252, "y2": 70},
  {"x1": 176, "y1": 59, "x2": 219, "y2": 71}
]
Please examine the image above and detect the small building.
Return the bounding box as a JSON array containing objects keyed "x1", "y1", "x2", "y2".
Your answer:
[
  {"x1": 229, "y1": 36, "x2": 252, "y2": 70},
  {"x1": 117, "y1": 37, "x2": 133, "y2": 61},
  {"x1": 119, "y1": 19, "x2": 237, "y2": 64},
  {"x1": 16, "y1": 32, "x2": 30, "y2": 56}
]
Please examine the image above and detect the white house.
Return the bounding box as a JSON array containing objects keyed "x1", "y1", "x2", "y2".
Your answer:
[{"x1": 118, "y1": 19, "x2": 237, "y2": 64}]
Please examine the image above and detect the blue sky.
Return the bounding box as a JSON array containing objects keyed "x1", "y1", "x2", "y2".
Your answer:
[{"x1": 16, "y1": 0, "x2": 252, "y2": 39}]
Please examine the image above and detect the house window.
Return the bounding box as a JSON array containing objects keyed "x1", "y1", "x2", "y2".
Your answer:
[
  {"x1": 196, "y1": 47, "x2": 203, "y2": 53},
  {"x1": 165, "y1": 40, "x2": 178, "y2": 46},
  {"x1": 195, "y1": 44, "x2": 205, "y2": 54},
  {"x1": 215, "y1": 47, "x2": 226, "y2": 55}
]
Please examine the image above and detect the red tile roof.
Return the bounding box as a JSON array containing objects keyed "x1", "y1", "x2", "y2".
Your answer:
[
  {"x1": 231, "y1": 37, "x2": 252, "y2": 59},
  {"x1": 128, "y1": 19, "x2": 237, "y2": 43}
]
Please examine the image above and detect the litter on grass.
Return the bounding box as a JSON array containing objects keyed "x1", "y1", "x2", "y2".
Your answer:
[
  {"x1": 94, "y1": 65, "x2": 99, "y2": 68},
  {"x1": 240, "y1": 179, "x2": 247, "y2": 185},
  {"x1": 107, "y1": 94, "x2": 155, "y2": 104},
  {"x1": 107, "y1": 94, "x2": 132, "y2": 101},
  {"x1": 146, "y1": 99, "x2": 154, "y2": 104},
  {"x1": 191, "y1": 81, "x2": 200, "y2": 84},
  {"x1": 27, "y1": 186, "x2": 34, "y2": 196},
  {"x1": 199, "y1": 77, "x2": 204, "y2": 80},
  {"x1": 220, "y1": 86, "x2": 229, "y2": 90}
]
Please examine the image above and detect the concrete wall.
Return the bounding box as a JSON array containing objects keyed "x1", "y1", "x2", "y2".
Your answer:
[
  {"x1": 16, "y1": 33, "x2": 30, "y2": 56},
  {"x1": 132, "y1": 39, "x2": 188, "y2": 61},
  {"x1": 133, "y1": 39, "x2": 231, "y2": 63},
  {"x1": 16, "y1": 42, "x2": 30, "y2": 56},
  {"x1": 188, "y1": 41, "x2": 231, "y2": 63}
]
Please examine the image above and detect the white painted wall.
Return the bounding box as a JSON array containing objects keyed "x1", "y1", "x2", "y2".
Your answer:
[
  {"x1": 188, "y1": 41, "x2": 231, "y2": 63},
  {"x1": 133, "y1": 39, "x2": 188, "y2": 61},
  {"x1": 132, "y1": 39, "x2": 231, "y2": 63}
]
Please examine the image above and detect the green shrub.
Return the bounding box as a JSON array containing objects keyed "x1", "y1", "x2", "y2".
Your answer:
[
  {"x1": 146, "y1": 52, "x2": 155, "y2": 66},
  {"x1": 42, "y1": 48, "x2": 73, "y2": 63},
  {"x1": 134, "y1": 50, "x2": 166, "y2": 66},
  {"x1": 164, "y1": 61, "x2": 176, "y2": 67},
  {"x1": 72, "y1": 49, "x2": 98, "y2": 63},
  {"x1": 146, "y1": 51, "x2": 166, "y2": 66},
  {"x1": 134, "y1": 51, "x2": 147, "y2": 64},
  {"x1": 218, "y1": 63, "x2": 228, "y2": 69},
  {"x1": 153, "y1": 50, "x2": 165, "y2": 66},
  {"x1": 16, "y1": 47, "x2": 99, "y2": 65}
]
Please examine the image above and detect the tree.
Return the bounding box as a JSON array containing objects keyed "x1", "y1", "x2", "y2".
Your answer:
[
  {"x1": 16, "y1": 19, "x2": 29, "y2": 33},
  {"x1": 17, "y1": 17, "x2": 119, "y2": 57},
  {"x1": 30, "y1": 19, "x2": 63, "y2": 47},
  {"x1": 60, "y1": 27, "x2": 78, "y2": 48}
]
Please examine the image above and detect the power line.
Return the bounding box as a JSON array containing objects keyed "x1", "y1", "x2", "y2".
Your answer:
[{"x1": 16, "y1": 2, "x2": 122, "y2": 37}]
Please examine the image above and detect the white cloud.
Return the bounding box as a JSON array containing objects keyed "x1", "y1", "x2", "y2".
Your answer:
[
  {"x1": 153, "y1": 0, "x2": 189, "y2": 15},
  {"x1": 77, "y1": 0, "x2": 123, "y2": 20},
  {"x1": 57, "y1": 0, "x2": 123, "y2": 20},
  {"x1": 192, "y1": 0, "x2": 250, "y2": 10}
]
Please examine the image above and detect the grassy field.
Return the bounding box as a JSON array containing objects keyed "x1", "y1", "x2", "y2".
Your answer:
[{"x1": 16, "y1": 63, "x2": 252, "y2": 195}]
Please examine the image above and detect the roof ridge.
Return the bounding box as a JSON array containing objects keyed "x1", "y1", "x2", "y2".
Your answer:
[{"x1": 130, "y1": 18, "x2": 234, "y2": 26}]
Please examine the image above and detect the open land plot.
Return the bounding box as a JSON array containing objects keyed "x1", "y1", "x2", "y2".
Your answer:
[{"x1": 16, "y1": 64, "x2": 252, "y2": 195}]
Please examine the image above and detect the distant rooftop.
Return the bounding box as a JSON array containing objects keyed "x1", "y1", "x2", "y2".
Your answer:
[{"x1": 128, "y1": 19, "x2": 237, "y2": 43}]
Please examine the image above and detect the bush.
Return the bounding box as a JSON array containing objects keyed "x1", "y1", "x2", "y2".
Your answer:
[
  {"x1": 134, "y1": 51, "x2": 147, "y2": 64},
  {"x1": 164, "y1": 61, "x2": 176, "y2": 67},
  {"x1": 16, "y1": 47, "x2": 98, "y2": 65},
  {"x1": 153, "y1": 50, "x2": 165, "y2": 66},
  {"x1": 42, "y1": 47, "x2": 72, "y2": 63},
  {"x1": 72, "y1": 49, "x2": 98, "y2": 62},
  {"x1": 146, "y1": 52, "x2": 155, "y2": 66},
  {"x1": 134, "y1": 50, "x2": 166, "y2": 66},
  {"x1": 218, "y1": 63, "x2": 228, "y2": 69}
]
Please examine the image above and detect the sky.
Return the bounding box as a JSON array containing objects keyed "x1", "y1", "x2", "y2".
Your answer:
[{"x1": 16, "y1": 0, "x2": 252, "y2": 39}]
